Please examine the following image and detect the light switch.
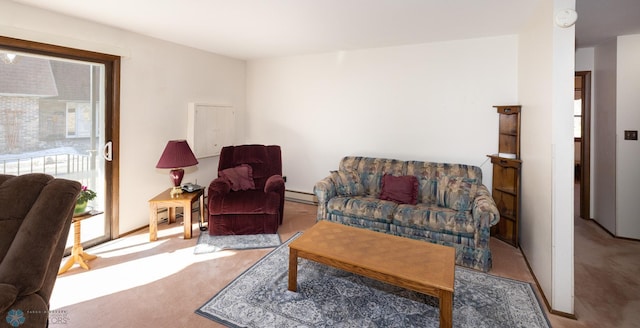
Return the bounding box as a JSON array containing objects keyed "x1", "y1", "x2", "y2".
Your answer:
[{"x1": 624, "y1": 130, "x2": 638, "y2": 140}]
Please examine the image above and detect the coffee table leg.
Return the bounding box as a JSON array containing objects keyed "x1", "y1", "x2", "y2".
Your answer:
[
  {"x1": 440, "y1": 290, "x2": 453, "y2": 328},
  {"x1": 288, "y1": 248, "x2": 298, "y2": 292}
]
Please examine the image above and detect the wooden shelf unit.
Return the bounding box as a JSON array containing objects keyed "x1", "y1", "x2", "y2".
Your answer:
[{"x1": 489, "y1": 105, "x2": 521, "y2": 247}]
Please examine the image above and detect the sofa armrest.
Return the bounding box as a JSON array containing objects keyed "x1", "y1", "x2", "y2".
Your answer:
[
  {"x1": 314, "y1": 176, "x2": 337, "y2": 203},
  {"x1": 264, "y1": 175, "x2": 285, "y2": 194},
  {"x1": 472, "y1": 185, "x2": 500, "y2": 228},
  {"x1": 469, "y1": 184, "x2": 500, "y2": 251},
  {"x1": 313, "y1": 176, "x2": 337, "y2": 221}
]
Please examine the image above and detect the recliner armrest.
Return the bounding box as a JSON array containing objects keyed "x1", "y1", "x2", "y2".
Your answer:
[
  {"x1": 208, "y1": 177, "x2": 231, "y2": 198},
  {"x1": 0, "y1": 283, "x2": 18, "y2": 313},
  {"x1": 264, "y1": 175, "x2": 285, "y2": 194},
  {"x1": 0, "y1": 177, "x2": 79, "y2": 305},
  {"x1": 208, "y1": 178, "x2": 231, "y2": 216}
]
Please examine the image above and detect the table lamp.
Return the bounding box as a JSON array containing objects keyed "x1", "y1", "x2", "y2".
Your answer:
[{"x1": 156, "y1": 140, "x2": 199, "y2": 197}]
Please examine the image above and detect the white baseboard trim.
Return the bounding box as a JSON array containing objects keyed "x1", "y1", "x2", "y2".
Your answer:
[{"x1": 285, "y1": 190, "x2": 317, "y2": 205}]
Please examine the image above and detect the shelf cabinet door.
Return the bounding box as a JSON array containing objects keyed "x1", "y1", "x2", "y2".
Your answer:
[
  {"x1": 492, "y1": 214, "x2": 518, "y2": 247},
  {"x1": 492, "y1": 189, "x2": 517, "y2": 219},
  {"x1": 489, "y1": 156, "x2": 521, "y2": 247}
]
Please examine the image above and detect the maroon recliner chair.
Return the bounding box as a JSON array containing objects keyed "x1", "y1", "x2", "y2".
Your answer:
[
  {"x1": 207, "y1": 145, "x2": 285, "y2": 235},
  {"x1": 0, "y1": 174, "x2": 81, "y2": 327}
]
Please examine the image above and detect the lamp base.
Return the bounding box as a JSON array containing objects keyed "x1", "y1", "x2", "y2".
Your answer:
[
  {"x1": 170, "y1": 186, "x2": 183, "y2": 198},
  {"x1": 169, "y1": 168, "x2": 185, "y2": 198}
]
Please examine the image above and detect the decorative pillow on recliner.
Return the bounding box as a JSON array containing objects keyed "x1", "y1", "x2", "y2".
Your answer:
[
  {"x1": 436, "y1": 176, "x2": 478, "y2": 211},
  {"x1": 329, "y1": 170, "x2": 364, "y2": 196},
  {"x1": 219, "y1": 164, "x2": 256, "y2": 191},
  {"x1": 379, "y1": 174, "x2": 419, "y2": 205}
]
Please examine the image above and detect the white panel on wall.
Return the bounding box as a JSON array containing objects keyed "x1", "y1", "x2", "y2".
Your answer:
[{"x1": 187, "y1": 103, "x2": 235, "y2": 158}]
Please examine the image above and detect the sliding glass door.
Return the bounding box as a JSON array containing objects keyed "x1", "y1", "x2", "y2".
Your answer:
[{"x1": 0, "y1": 37, "x2": 120, "y2": 250}]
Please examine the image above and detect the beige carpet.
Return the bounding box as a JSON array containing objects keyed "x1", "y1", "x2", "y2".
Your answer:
[{"x1": 49, "y1": 201, "x2": 639, "y2": 328}]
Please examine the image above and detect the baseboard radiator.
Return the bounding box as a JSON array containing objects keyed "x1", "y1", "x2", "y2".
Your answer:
[{"x1": 285, "y1": 190, "x2": 317, "y2": 205}]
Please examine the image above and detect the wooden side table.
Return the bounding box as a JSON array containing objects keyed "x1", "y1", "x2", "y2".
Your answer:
[
  {"x1": 58, "y1": 210, "x2": 103, "y2": 275},
  {"x1": 148, "y1": 188, "x2": 204, "y2": 241}
]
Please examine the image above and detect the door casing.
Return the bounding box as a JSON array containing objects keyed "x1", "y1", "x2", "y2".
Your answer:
[{"x1": 576, "y1": 71, "x2": 591, "y2": 220}]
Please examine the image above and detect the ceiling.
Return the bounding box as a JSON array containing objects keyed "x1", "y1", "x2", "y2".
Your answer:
[
  {"x1": 576, "y1": 0, "x2": 640, "y2": 47},
  {"x1": 7, "y1": 0, "x2": 640, "y2": 59}
]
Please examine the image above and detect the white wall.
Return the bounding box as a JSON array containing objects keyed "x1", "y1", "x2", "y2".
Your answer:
[
  {"x1": 593, "y1": 39, "x2": 617, "y2": 233},
  {"x1": 118, "y1": 39, "x2": 244, "y2": 234},
  {"x1": 0, "y1": 0, "x2": 246, "y2": 234},
  {"x1": 518, "y1": 0, "x2": 554, "y2": 311},
  {"x1": 616, "y1": 34, "x2": 640, "y2": 239},
  {"x1": 518, "y1": 0, "x2": 575, "y2": 314},
  {"x1": 591, "y1": 34, "x2": 640, "y2": 239},
  {"x1": 246, "y1": 36, "x2": 519, "y2": 193},
  {"x1": 550, "y1": 0, "x2": 576, "y2": 313},
  {"x1": 575, "y1": 48, "x2": 594, "y2": 73}
]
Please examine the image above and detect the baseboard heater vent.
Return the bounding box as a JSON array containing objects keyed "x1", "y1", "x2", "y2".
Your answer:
[{"x1": 285, "y1": 190, "x2": 317, "y2": 205}]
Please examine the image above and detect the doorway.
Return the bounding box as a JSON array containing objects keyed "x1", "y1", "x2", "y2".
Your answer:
[
  {"x1": 575, "y1": 71, "x2": 591, "y2": 220},
  {"x1": 0, "y1": 36, "x2": 120, "y2": 249}
]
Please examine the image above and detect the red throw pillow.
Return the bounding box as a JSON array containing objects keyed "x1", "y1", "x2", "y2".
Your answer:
[
  {"x1": 219, "y1": 164, "x2": 256, "y2": 191},
  {"x1": 379, "y1": 174, "x2": 419, "y2": 205}
]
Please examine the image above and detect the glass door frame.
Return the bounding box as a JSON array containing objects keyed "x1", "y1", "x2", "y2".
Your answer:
[{"x1": 0, "y1": 35, "x2": 121, "y2": 242}]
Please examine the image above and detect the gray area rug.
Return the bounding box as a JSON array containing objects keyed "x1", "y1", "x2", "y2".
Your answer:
[
  {"x1": 196, "y1": 233, "x2": 550, "y2": 327},
  {"x1": 194, "y1": 233, "x2": 281, "y2": 254}
]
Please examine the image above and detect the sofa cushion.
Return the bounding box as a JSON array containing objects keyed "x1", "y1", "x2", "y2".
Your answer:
[
  {"x1": 379, "y1": 174, "x2": 418, "y2": 205},
  {"x1": 327, "y1": 196, "x2": 397, "y2": 224},
  {"x1": 219, "y1": 164, "x2": 255, "y2": 191},
  {"x1": 330, "y1": 170, "x2": 364, "y2": 196},
  {"x1": 392, "y1": 203, "x2": 476, "y2": 238},
  {"x1": 417, "y1": 177, "x2": 438, "y2": 204},
  {"x1": 436, "y1": 176, "x2": 478, "y2": 211}
]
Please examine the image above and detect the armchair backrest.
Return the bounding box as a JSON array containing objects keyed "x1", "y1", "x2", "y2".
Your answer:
[
  {"x1": 0, "y1": 173, "x2": 81, "y2": 313},
  {"x1": 218, "y1": 145, "x2": 282, "y2": 189}
]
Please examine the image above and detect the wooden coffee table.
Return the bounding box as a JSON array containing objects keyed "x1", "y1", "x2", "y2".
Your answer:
[{"x1": 288, "y1": 220, "x2": 455, "y2": 328}]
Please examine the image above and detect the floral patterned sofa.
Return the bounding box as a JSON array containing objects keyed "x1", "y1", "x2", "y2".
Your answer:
[{"x1": 313, "y1": 156, "x2": 500, "y2": 272}]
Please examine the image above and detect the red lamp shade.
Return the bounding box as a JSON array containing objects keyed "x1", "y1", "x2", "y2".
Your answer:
[{"x1": 156, "y1": 140, "x2": 199, "y2": 187}]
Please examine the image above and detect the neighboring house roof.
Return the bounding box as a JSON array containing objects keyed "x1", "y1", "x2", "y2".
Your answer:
[
  {"x1": 0, "y1": 55, "x2": 93, "y2": 101},
  {"x1": 0, "y1": 55, "x2": 58, "y2": 97},
  {"x1": 49, "y1": 61, "x2": 91, "y2": 101}
]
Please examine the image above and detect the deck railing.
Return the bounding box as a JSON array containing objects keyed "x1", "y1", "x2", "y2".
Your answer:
[{"x1": 1, "y1": 153, "x2": 91, "y2": 177}]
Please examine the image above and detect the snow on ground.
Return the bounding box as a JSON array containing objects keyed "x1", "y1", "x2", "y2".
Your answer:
[{"x1": 0, "y1": 147, "x2": 80, "y2": 160}]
